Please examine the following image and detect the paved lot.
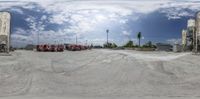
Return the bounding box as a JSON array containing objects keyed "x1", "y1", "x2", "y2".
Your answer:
[{"x1": 0, "y1": 49, "x2": 200, "y2": 99}]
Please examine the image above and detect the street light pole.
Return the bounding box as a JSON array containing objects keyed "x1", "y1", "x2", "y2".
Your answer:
[
  {"x1": 86, "y1": 40, "x2": 88, "y2": 46},
  {"x1": 106, "y1": 29, "x2": 109, "y2": 45},
  {"x1": 38, "y1": 32, "x2": 39, "y2": 45},
  {"x1": 76, "y1": 35, "x2": 77, "y2": 45},
  {"x1": 196, "y1": 30, "x2": 198, "y2": 53}
]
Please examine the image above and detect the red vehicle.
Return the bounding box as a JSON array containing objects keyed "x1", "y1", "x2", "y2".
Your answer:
[
  {"x1": 57, "y1": 45, "x2": 64, "y2": 52},
  {"x1": 76, "y1": 45, "x2": 81, "y2": 51},
  {"x1": 43, "y1": 44, "x2": 50, "y2": 52},
  {"x1": 65, "y1": 44, "x2": 90, "y2": 51},
  {"x1": 36, "y1": 44, "x2": 64, "y2": 52},
  {"x1": 81, "y1": 45, "x2": 89, "y2": 50},
  {"x1": 80, "y1": 45, "x2": 85, "y2": 50},
  {"x1": 70, "y1": 45, "x2": 79, "y2": 51},
  {"x1": 50, "y1": 45, "x2": 56, "y2": 52},
  {"x1": 36, "y1": 45, "x2": 44, "y2": 51}
]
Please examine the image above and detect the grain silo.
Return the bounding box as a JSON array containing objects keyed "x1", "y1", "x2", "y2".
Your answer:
[
  {"x1": 187, "y1": 18, "x2": 195, "y2": 39},
  {"x1": 182, "y1": 29, "x2": 187, "y2": 51},
  {"x1": 194, "y1": 12, "x2": 200, "y2": 52},
  {"x1": 187, "y1": 19, "x2": 196, "y2": 51},
  {"x1": 0, "y1": 12, "x2": 11, "y2": 53},
  {"x1": 188, "y1": 19, "x2": 196, "y2": 28},
  {"x1": 196, "y1": 12, "x2": 200, "y2": 36}
]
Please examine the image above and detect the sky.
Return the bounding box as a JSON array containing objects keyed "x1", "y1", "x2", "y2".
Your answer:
[{"x1": 0, "y1": 0, "x2": 200, "y2": 47}]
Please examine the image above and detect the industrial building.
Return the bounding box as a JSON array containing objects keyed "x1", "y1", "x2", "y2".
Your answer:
[
  {"x1": 181, "y1": 12, "x2": 200, "y2": 53},
  {"x1": 156, "y1": 43, "x2": 172, "y2": 51},
  {"x1": 0, "y1": 12, "x2": 11, "y2": 53}
]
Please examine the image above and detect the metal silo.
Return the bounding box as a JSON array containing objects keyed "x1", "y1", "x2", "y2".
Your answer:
[
  {"x1": 187, "y1": 19, "x2": 195, "y2": 50},
  {"x1": 0, "y1": 12, "x2": 11, "y2": 53},
  {"x1": 194, "y1": 12, "x2": 200, "y2": 52},
  {"x1": 182, "y1": 30, "x2": 187, "y2": 45},
  {"x1": 182, "y1": 29, "x2": 187, "y2": 51},
  {"x1": 196, "y1": 12, "x2": 200, "y2": 38},
  {"x1": 188, "y1": 19, "x2": 195, "y2": 28}
]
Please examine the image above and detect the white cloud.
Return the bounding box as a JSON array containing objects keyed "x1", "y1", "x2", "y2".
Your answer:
[
  {"x1": 14, "y1": 28, "x2": 27, "y2": 35},
  {"x1": 0, "y1": 1, "x2": 27, "y2": 10},
  {"x1": 2, "y1": 0, "x2": 200, "y2": 46},
  {"x1": 11, "y1": 27, "x2": 75, "y2": 46},
  {"x1": 36, "y1": 0, "x2": 172, "y2": 36},
  {"x1": 122, "y1": 31, "x2": 130, "y2": 36},
  {"x1": 119, "y1": 19, "x2": 128, "y2": 24},
  {"x1": 10, "y1": 8, "x2": 24, "y2": 14},
  {"x1": 41, "y1": 15, "x2": 47, "y2": 21},
  {"x1": 90, "y1": 38, "x2": 116, "y2": 45},
  {"x1": 49, "y1": 13, "x2": 70, "y2": 24},
  {"x1": 34, "y1": 0, "x2": 200, "y2": 38},
  {"x1": 142, "y1": 37, "x2": 145, "y2": 40},
  {"x1": 11, "y1": 31, "x2": 32, "y2": 47},
  {"x1": 2, "y1": 1, "x2": 199, "y2": 26},
  {"x1": 25, "y1": 15, "x2": 45, "y2": 32},
  {"x1": 160, "y1": 1, "x2": 200, "y2": 19},
  {"x1": 1, "y1": 0, "x2": 200, "y2": 20},
  {"x1": 11, "y1": 34, "x2": 29, "y2": 41}
]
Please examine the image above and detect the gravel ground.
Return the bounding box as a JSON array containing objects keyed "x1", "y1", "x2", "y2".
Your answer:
[{"x1": 0, "y1": 49, "x2": 199, "y2": 99}]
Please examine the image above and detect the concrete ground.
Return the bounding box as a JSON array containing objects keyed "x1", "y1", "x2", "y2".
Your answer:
[{"x1": 0, "y1": 49, "x2": 200, "y2": 99}]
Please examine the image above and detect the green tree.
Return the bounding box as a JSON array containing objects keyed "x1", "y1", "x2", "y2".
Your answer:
[
  {"x1": 111, "y1": 43, "x2": 118, "y2": 48},
  {"x1": 146, "y1": 41, "x2": 152, "y2": 47},
  {"x1": 137, "y1": 32, "x2": 142, "y2": 47},
  {"x1": 124, "y1": 40, "x2": 134, "y2": 48},
  {"x1": 90, "y1": 44, "x2": 93, "y2": 48},
  {"x1": 142, "y1": 41, "x2": 156, "y2": 48},
  {"x1": 104, "y1": 42, "x2": 118, "y2": 48}
]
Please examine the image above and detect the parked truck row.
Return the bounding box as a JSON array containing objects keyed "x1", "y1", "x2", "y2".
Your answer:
[
  {"x1": 65, "y1": 44, "x2": 91, "y2": 51},
  {"x1": 36, "y1": 44, "x2": 65, "y2": 52},
  {"x1": 36, "y1": 44, "x2": 91, "y2": 52}
]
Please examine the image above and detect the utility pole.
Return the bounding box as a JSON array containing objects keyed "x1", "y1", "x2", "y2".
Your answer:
[
  {"x1": 196, "y1": 31, "x2": 198, "y2": 53},
  {"x1": 106, "y1": 29, "x2": 109, "y2": 45},
  {"x1": 37, "y1": 32, "x2": 39, "y2": 45},
  {"x1": 86, "y1": 40, "x2": 88, "y2": 46},
  {"x1": 76, "y1": 35, "x2": 77, "y2": 45}
]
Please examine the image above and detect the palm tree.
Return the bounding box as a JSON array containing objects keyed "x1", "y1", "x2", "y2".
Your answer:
[{"x1": 137, "y1": 32, "x2": 142, "y2": 47}]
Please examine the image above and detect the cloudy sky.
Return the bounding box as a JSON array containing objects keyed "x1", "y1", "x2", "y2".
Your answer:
[{"x1": 0, "y1": 0, "x2": 200, "y2": 47}]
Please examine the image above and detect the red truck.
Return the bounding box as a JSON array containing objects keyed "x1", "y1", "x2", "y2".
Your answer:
[
  {"x1": 36, "y1": 44, "x2": 64, "y2": 52},
  {"x1": 65, "y1": 44, "x2": 89, "y2": 51},
  {"x1": 57, "y1": 45, "x2": 64, "y2": 52}
]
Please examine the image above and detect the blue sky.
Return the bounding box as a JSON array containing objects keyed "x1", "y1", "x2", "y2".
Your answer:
[{"x1": 0, "y1": 0, "x2": 199, "y2": 47}]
